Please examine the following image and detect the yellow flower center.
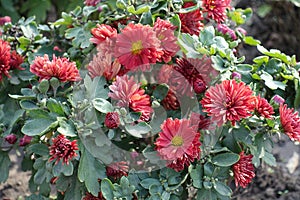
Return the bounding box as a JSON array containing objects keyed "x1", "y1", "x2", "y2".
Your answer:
[
  {"x1": 131, "y1": 40, "x2": 143, "y2": 55},
  {"x1": 158, "y1": 34, "x2": 165, "y2": 40},
  {"x1": 171, "y1": 136, "x2": 184, "y2": 146}
]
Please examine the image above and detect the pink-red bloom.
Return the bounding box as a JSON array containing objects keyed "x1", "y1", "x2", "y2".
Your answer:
[
  {"x1": 114, "y1": 23, "x2": 161, "y2": 70},
  {"x1": 5, "y1": 134, "x2": 17, "y2": 144},
  {"x1": 155, "y1": 118, "x2": 201, "y2": 171},
  {"x1": 279, "y1": 104, "x2": 300, "y2": 142},
  {"x1": 272, "y1": 94, "x2": 285, "y2": 104},
  {"x1": 30, "y1": 54, "x2": 81, "y2": 82},
  {"x1": 90, "y1": 24, "x2": 117, "y2": 45},
  {"x1": 0, "y1": 16, "x2": 11, "y2": 25},
  {"x1": 179, "y1": 2, "x2": 204, "y2": 36},
  {"x1": 87, "y1": 49, "x2": 121, "y2": 80},
  {"x1": 105, "y1": 112, "x2": 120, "y2": 129},
  {"x1": 0, "y1": 39, "x2": 11, "y2": 80},
  {"x1": 49, "y1": 134, "x2": 78, "y2": 165},
  {"x1": 19, "y1": 135, "x2": 32, "y2": 146},
  {"x1": 10, "y1": 51, "x2": 24, "y2": 70},
  {"x1": 84, "y1": 0, "x2": 101, "y2": 7},
  {"x1": 153, "y1": 18, "x2": 179, "y2": 63},
  {"x1": 109, "y1": 75, "x2": 140, "y2": 107},
  {"x1": 129, "y1": 89, "x2": 153, "y2": 122},
  {"x1": 201, "y1": 79, "x2": 256, "y2": 126},
  {"x1": 217, "y1": 24, "x2": 237, "y2": 40},
  {"x1": 233, "y1": 151, "x2": 255, "y2": 188},
  {"x1": 106, "y1": 161, "x2": 129, "y2": 180},
  {"x1": 202, "y1": 0, "x2": 231, "y2": 23},
  {"x1": 255, "y1": 95, "x2": 274, "y2": 119}
]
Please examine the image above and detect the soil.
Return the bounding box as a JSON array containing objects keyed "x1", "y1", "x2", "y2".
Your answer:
[{"x1": 1, "y1": 1, "x2": 300, "y2": 199}]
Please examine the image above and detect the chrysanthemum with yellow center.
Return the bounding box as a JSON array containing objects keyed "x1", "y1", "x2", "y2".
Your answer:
[
  {"x1": 171, "y1": 135, "x2": 184, "y2": 146},
  {"x1": 131, "y1": 40, "x2": 143, "y2": 55}
]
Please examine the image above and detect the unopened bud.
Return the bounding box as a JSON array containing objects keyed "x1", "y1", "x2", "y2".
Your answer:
[{"x1": 5, "y1": 134, "x2": 17, "y2": 144}]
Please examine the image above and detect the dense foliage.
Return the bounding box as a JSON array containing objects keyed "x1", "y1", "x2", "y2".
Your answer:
[{"x1": 1, "y1": 0, "x2": 300, "y2": 199}]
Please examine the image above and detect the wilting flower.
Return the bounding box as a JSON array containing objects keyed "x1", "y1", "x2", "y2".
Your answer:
[
  {"x1": 10, "y1": 51, "x2": 24, "y2": 70},
  {"x1": 179, "y1": 2, "x2": 204, "y2": 36},
  {"x1": 90, "y1": 24, "x2": 117, "y2": 45},
  {"x1": 153, "y1": 18, "x2": 180, "y2": 63},
  {"x1": 49, "y1": 134, "x2": 78, "y2": 165},
  {"x1": 255, "y1": 95, "x2": 274, "y2": 119},
  {"x1": 106, "y1": 161, "x2": 129, "y2": 180},
  {"x1": 161, "y1": 89, "x2": 180, "y2": 110},
  {"x1": 129, "y1": 89, "x2": 153, "y2": 122},
  {"x1": 233, "y1": 151, "x2": 255, "y2": 188},
  {"x1": 30, "y1": 54, "x2": 81, "y2": 82},
  {"x1": 105, "y1": 112, "x2": 120, "y2": 129},
  {"x1": 87, "y1": 50, "x2": 121, "y2": 80},
  {"x1": 272, "y1": 94, "x2": 285, "y2": 104},
  {"x1": 114, "y1": 23, "x2": 161, "y2": 70},
  {"x1": 155, "y1": 118, "x2": 201, "y2": 171},
  {"x1": 84, "y1": 0, "x2": 101, "y2": 7},
  {"x1": 0, "y1": 39, "x2": 11, "y2": 80},
  {"x1": 19, "y1": 135, "x2": 32, "y2": 146},
  {"x1": 217, "y1": 24, "x2": 237, "y2": 40},
  {"x1": 83, "y1": 192, "x2": 105, "y2": 200},
  {"x1": 202, "y1": 0, "x2": 231, "y2": 23},
  {"x1": 5, "y1": 134, "x2": 17, "y2": 144},
  {"x1": 279, "y1": 104, "x2": 300, "y2": 142},
  {"x1": 0, "y1": 16, "x2": 11, "y2": 25},
  {"x1": 109, "y1": 75, "x2": 140, "y2": 107},
  {"x1": 201, "y1": 79, "x2": 256, "y2": 126}
]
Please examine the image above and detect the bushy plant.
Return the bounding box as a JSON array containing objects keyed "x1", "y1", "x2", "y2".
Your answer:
[{"x1": 1, "y1": 0, "x2": 300, "y2": 199}]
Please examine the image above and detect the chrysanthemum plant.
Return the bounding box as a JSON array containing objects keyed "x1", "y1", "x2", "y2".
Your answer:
[{"x1": 1, "y1": 0, "x2": 300, "y2": 199}]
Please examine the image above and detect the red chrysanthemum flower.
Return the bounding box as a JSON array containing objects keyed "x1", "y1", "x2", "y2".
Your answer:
[
  {"x1": 83, "y1": 192, "x2": 105, "y2": 200},
  {"x1": 90, "y1": 24, "x2": 117, "y2": 45},
  {"x1": 0, "y1": 39, "x2": 11, "y2": 80},
  {"x1": 153, "y1": 18, "x2": 180, "y2": 63},
  {"x1": 255, "y1": 95, "x2": 274, "y2": 119},
  {"x1": 106, "y1": 161, "x2": 129, "y2": 180},
  {"x1": 84, "y1": 0, "x2": 101, "y2": 7},
  {"x1": 155, "y1": 118, "x2": 201, "y2": 171},
  {"x1": 87, "y1": 50, "x2": 121, "y2": 80},
  {"x1": 49, "y1": 134, "x2": 78, "y2": 165},
  {"x1": 10, "y1": 51, "x2": 24, "y2": 70},
  {"x1": 279, "y1": 104, "x2": 300, "y2": 142},
  {"x1": 109, "y1": 75, "x2": 140, "y2": 107},
  {"x1": 202, "y1": 0, "x2": 231, "y2": 23},
  {"x1": 161, "y1": 89, "x2": 180, "y2": 110},
  {"x1": 233, "y1": 151, "x2": 255, "y2": 188},
  {"x1": 129, "y1": 88, "x2": 153, "y2": 122},
  {"x1": 201, "y1": 79, "x2": 256, "y2": 127},
  {"x1": 105, "y1": 112, "x2": 120, "y2": 129},
  {"x1": 114, "y1": 23, "x2": 162, "y2": 70},
  {"x1": 30, "y1": 54, "x2": 81, "y2": 82},
  {"x1": 179, "y1": 2, "x2": 204, "y2": 36}
]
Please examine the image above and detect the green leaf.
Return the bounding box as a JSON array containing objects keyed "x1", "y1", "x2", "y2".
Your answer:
[
  {"x1": 65, "y1": 26, "x2": 92, "y2": 48},
  {"x1": 20, "y1": 0, "x2": 51, "y2": 23},
  {"x1": 0, "y1": 150, "x2": 11, "y2": 183},
  {"x1": 127, "y1": 5, "x2": 150, "y2": 14},
  {"x1": 27, "y1": 143, "x2": 49, "y2": 156},
  {"x1": 92, "y1": 98, "x2": 114, "y2": 113},
  {"x1": 20, "y1": 100, "x2": 38, "y2": 110},
  {"x1": 78, "y1": 147, "x2": 106, "y2": 196},
  {"x1": 178, "y1": 33, "x2": 201, "y2": 58},
  {"x1": 140, "y1": 178, "x2": 161, "y2": 189},
  {"x1": 243, "y1": 36, "x2": 261, "y2": 46},
  {"x1": 22, "y1": 118, "x2": 58, "y2": 136},
  {"x1": 169, "y1": 14, "x2": 181, "y2": 34},
  {"x1": 139, "y1": 11, "x2": 153, "y2": 25},
  {"x1": 84, "y1": 75, "x2": 109, "y2": 100},
  {"x1": 261, "y1": 72, "x2": 286, "y2": 90},
  {"x1": 253, "y1": 56, "x2": 269, "y2": 65},
  {"x1": 236, "y1": 64, "x2": 253, "y2": 72},
  {"x1": 47, "y1": 98, "x2": 65, "y2": 116},
  {"x1": 153, "y1": 84, "x2": 169, "y2": 101},
  {"x1": 211, "y1": 55, "x2": 226, "y2": 72},
  {"x1": 214, "y1": 181, "x2": 232, "y2": 197},
  {"x1": 199, "y1": 26, "x2": 215, "y2": 46},
  {"x1": 125, "y1": 122, "x2": 152, "y2": 138},
  {"x1": 57, "y1": 118, "x2": 77, "y2": 137},
  {"x1": 262, "y1": 151, "x2": 276, "y2": 166},
  {"x1": 212, "y1": 153, "x2": 240, "y2": 167},
  {"x1": 189, "y1": 165, "x2": 203, "y2": 189},
  {"x1": 101, "y1": 178, "x2": 114, "y2": 200}
]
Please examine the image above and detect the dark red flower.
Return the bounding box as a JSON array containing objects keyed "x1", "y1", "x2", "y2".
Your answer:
[
  {"x1": 84, "y1": 0, "x2": 101, "y2": 7},
  {"x1": 255, "y1": 95, "x2": 274, "y2": 119},
  {"x1": 190, "y1": 112, "x2": 211, "y2": 130},
  {"x1": 83, "y1": 192, "x2": 105, "y2": 200},
  {"x1": 105, "y1": 112, "x2": 120, "y2": 129},
  {"x1": 279, "y1": 104, "x2": 300, "y2": 142},
  {"x1": 106, "y1": 161, "x2": 129, "y2": 180},
  {"x1": 0, "y1": 39, "x2": 11, "y2": 80},
  {"x1": 19, "y1": 135, "x2": 32, "y2": 146},
  {"x1": 10, "y1": 51, "x2": 24, "y2": 70},
  {"x1": 5, "y1": 134, "x2": 17, "y2": 144},
  {"x1": 49, "y1": 135, "x2": 78, "y2": 165},
  {"x1": 233, "y1": 151, "x2": 255, "y2": 188},
  {"x1": 179, "y1": 2, "x2": 204, "y2": 35},
  {"x1": 161, "y1": 89, "x2": 180, "y2": 110},
  {"x1": 203, "y1": 0, "x2": 231, "y2": 23}
]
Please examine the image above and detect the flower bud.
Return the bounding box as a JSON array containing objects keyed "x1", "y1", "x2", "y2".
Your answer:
[
  {"x1": 272, "y1": 94, "x2": 285, "y2": 104},
  {"x1": 38, "y1": 79, "x2": 50, "y2": 94},
  {"x1": 193, "y1": 77, "x2": 206, "y2": 94},
  {"x1": 0, "y1": 16, "x2": 11, "y2": 26},
  {"x1": 5, "y1": 134, "x2": 17, "y2": 144},
  {"x1": 19, "y1": 135, "x2": 32, "y2": 146},
  {"x1": 105, "y1": 112, "x2": 120, "y2": 129},
  {"x1": 231, "y1": 72, "x2": 242, "y2": 80}
]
